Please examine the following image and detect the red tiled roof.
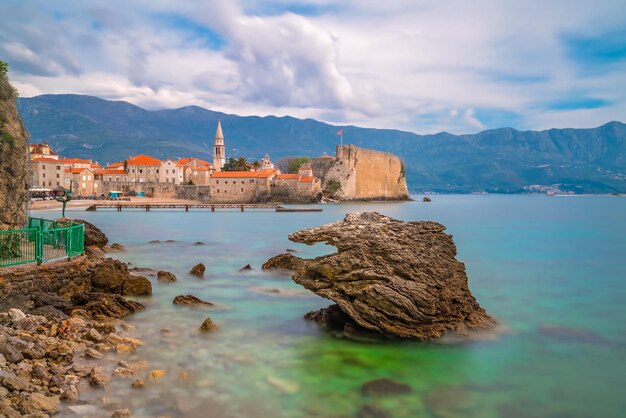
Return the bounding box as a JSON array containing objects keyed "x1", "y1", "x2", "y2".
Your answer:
[
  {"x1": 194, "y1": 167, "x2": 209, "y2": 172},
  {"x1": 91, "y1": 163, "x2": 102, "y2": 169},
  {"x1": 31, "y1": 157, "x2": 61, "y2": 163},
  {"x1": 277, "y1": 174, "x2": 301, "y2": 180},
  {"x1": 211, "y1": 169, "x2": 277, "y2": 179},
  {"x1": 320, "y1": 155, "x2": 336, "y2": 159},
  {"x1": 299, "y1": 176, "x2": 314, "y2": 183},
  {"x1": 108, "y1": 162, "x2": 125, "y2": 168},
  {"x1": 62, "y1": 158, "x2": 93, "y2": 164},
  {"x1": 66, "y1": 168, "x2": 89, "y2": 174},
  {"x1": 127, "y1": 154, "x2": 161, "y2": 166},
  {"x1": 29, "y1": 144, "x2": 58, "y2": 155},
  {"x1": 95, "y1": 169, "x2": 128, "y2": 175},
  {"x1": 177, "y1": 158, "x2": 191, "y2": 165}
]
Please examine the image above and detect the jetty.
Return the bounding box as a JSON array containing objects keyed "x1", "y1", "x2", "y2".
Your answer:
[{"x1": 85, "y1": 203, "x2": 321, "y2": 212}]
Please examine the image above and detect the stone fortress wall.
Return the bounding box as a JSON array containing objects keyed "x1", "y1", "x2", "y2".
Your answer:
[{"x1": 312, "y1": 145, "x2": 409, "y2": 201}]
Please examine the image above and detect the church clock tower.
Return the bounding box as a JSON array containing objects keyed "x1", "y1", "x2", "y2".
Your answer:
[{"x1": 213, "y1": 120, "x2": 225, "y2": 171}]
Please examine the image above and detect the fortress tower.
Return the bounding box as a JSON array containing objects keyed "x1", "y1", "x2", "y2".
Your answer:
[{"x1": 213, "y1": 120, "x2": 225, "y2": 171}]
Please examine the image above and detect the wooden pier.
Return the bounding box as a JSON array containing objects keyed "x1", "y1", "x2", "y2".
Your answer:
[{"x1": 85, "y1": 203, "x2": 321, "y2": 212}]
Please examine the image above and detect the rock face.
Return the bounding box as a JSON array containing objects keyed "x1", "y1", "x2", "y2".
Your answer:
[
  {"x1": 0, "y1": 67, "x2": 30, "y2": 230},
  {"x1": 263, "y1": 212, "x2": 495, "y2": 340}
]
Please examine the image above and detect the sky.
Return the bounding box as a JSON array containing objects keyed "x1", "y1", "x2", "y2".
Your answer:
[{"x1": 0, "y1": 0, "x2": 625, "y2": 134}]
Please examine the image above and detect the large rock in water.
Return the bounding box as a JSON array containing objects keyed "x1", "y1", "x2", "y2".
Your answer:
[
  {"x1": 263, "y1": 212, "x2": 495, "y2": 340},
  {"x1": 0, "y1": 68, "x2": 30, "y2": 230}
]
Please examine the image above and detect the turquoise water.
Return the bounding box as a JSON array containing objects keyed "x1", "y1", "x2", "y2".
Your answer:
[{"x1": 34, "y1": 195, "x2": 626, "y2": 417}]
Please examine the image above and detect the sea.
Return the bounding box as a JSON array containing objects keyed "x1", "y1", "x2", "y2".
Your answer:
[{"x1": 32, "y1": 195, "x2": 626, "y2": 418}]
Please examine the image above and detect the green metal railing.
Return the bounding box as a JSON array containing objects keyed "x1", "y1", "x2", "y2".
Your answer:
[{"x1": 0, "y1": 218, "x2": 84, "y2": 267}]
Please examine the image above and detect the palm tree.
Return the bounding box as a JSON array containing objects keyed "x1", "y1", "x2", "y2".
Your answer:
[
  {"x1": 222, "y1": 157, "x2": 237, "y2": 171},
  {"x1": 233, "y1": 157, "x2": 249, "y2": 171},
  {"x1": 251, "y1": 160, "x2": 261, "y2": 171}
]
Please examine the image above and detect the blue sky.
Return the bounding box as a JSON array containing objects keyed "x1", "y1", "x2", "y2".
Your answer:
[{"x1": 0, "y1": 0, "x2": 624, "y2": 134}]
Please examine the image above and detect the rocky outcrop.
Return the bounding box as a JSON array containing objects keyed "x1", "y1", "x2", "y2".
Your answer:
[
  {"x1": 263, "y1": 212, "x2": 495, "y2": 340},
  {"x1": 189, "y1": 263, "x2": 206, "y2": 278},
  {"x1": 157, "y1": 271, "x2": 177, "y2": 283},
  {"x1": 199, "y1": 317, "x2": 217, "y2": 332},
  {"x1": 0, "y1": 67, "x2": 29, "y2": 230}
]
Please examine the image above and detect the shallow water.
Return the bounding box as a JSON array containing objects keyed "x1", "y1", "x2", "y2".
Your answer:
[{"x1": 33, "y1": 195, "x2": 626, "y2": 417}]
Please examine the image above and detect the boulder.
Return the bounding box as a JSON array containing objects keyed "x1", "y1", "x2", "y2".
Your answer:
[
  {"x1": 189, "y1": 263, "x2": 206, "y2": 277},
  {"x1": 173, "y1": 295, "x2": 213, "y2": 307},
  {"x1": 72, "y1": 292, "x2": 144, "y2": 318},
  {"x1": 8, "y1": 308, "x2": 26, "y2": 322},
  {"x1": 157, "y1": 271, "x2": 177, "y2": 283},
  {"x1": 57, "y1": 218, "x2": 108, "y2": 248},
  {"x1": 89, "y1": 367, "x2": 110, "y2": 388},
  {"x1": 20, "y1": 393, "x2": 60, "y2": 415},
  {"x1": 423, "y1": 196, "x2": 432, "y2": 202},
  {"x1": 239, "y1": 264, "x2": 253, "y2": 272},
  {"x1": 121, "y1": 276, "x2": 152, "y2": 296},
  {"x1": 112, "y1": 409, "x2": 134, "y2": 418},
  {"x1": 264, "y1": 212, "x2": 495, "y2": 340},
  {"x1": 199, "y1": 318, "x2": 217, "y2": 332},
  {"x1": 90, "y1": 258, "x2": 131, "y2": 293},
  {"x1": 193, "y1": 241, "x2": 205, "y2": 246}
]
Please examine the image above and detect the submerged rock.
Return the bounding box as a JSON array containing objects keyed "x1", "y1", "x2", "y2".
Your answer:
[
  {"x1": 173, "y1": 295, "x2": 213, "y2": 307},
  {"x1": 239, "y1": 264, "x2": 253, "y2": 272},
  {"x1": 189, "y1": 263, "x2": 206, "y2": 278},
  {"x1": 157, "y1": 271, "x2": 177, "y2": 283},
  {"x1": 361, "y1": 378, "x2": 413, "y2": 396},
  {"x1": 199, "y1": 317, "x2": 218, "y2": 332},
  {"x1": 264, "y1": 212, "x2": 495, "y2": 340}
]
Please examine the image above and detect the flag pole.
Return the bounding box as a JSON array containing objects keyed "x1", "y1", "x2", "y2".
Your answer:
[{"x1": 340, "y1": 132, "x2": 343, "y2": 147}]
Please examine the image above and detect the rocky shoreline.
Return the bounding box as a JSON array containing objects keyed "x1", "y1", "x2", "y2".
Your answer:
[{"x1": 0, "y1": 220, "x2": 154, "y2": 417}]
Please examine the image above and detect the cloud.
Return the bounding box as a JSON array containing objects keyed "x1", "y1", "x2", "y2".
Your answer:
[{"x1": 0, "y1": 0, "x2": 625, "y2": 134}]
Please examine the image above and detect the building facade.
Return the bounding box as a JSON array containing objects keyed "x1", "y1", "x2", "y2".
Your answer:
[
  {"x1": 31, "y1": 157, "x2": 66, "y2": 188},
  {"x1": 126, "y1": 154, "x2": 161, "y2": 182}
]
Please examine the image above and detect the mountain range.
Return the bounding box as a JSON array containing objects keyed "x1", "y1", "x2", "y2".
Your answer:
[{"x1": 16, "y1": 94, "x2": 626, "y2": 193}]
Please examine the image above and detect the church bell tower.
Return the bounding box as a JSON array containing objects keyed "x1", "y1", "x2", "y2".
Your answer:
[{"x1": 213, "y1": 120, "x2": 225, "y2": 171}]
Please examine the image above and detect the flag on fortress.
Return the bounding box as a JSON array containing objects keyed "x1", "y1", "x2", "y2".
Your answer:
[{"x1": 337, "y1": 130, "x2": 343, "y2": 135}]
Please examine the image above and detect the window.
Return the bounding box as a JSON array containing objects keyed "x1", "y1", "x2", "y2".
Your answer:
[
  {"x1": 166, "y1": 169, "x2": 169, "y2": 174},
  {"x1": 82, "y1": 182, "x2": 86, "y2": 188},
  {"x1": 82, "y1": 175, "x2": 86, "y2": 181},
  {"x1": 56, "y1": 173, "x2": 60, "y2": 178},
  {"x1": 217, "y1": 189, "x2": 220, "y2": 193},
  {"x1": 43, "y1": 173, "x2": 46, "y2": 178},
  {"x1": 241, "y1": 188, "x2": 244, "y2": 192},
  {"x1": 139, "y1": 169, "x2": 143, "y2": 174},
  {"x1": 216, "y1": 180, "x2": 219, "y2": 184},
  {"x1": 156, "y1": 169, "x2": 159, "y2": 174},
  {"x1": 166, "y1": 178, "x2": 169, "y2": 183},
  {"x1": 87, "y1": 175, "x2": 91, "y2": 180},
  {"x1": 132, "y1": 169, "x2": 135, "y2": 173},
  {"x1": 250, "y1": 179, "x2": 254, "y2": 184},
  {"x1": 94, "y1": 183, "x2": 98, "y2": 188},
  {"x1": 241, "y1": 181, "x2": 244, "y2": 184},
  {"x1": 225, "y1": 181, "x2": 228, "y2": 184},
  {"x1": 172, "y1": 178, "x2": 175, "y2": 183},
  {"x1": 48, "y1": 181, "x2": 52, "y2": 186},
  {"x1": 42, "y1": 165, "x2": 46, "y2": 169},
  {"x1": 56, "y1": 182, "x2": 59, "y2": 186},
  {"x1": 64, "y1": 178, "x2": 69, "y2": 183},
  {"x1": 56, "y1": 166, "x2": 61, "y2": 170}
]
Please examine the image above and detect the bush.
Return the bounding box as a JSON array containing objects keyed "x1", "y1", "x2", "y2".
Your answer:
[
  {"x1": 324, "y1": 179, "x2": 342, "y2": 197},
  {"x1": 0, "y1": 60, "x2": 8, "y2": 78}
]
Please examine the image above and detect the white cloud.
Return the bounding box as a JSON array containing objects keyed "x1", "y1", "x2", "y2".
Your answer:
[{"x1": 0, "y1": 0, "x2": 624, "y2": 134}]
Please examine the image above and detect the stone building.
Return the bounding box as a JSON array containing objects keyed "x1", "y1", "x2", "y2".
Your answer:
[
  {"x1": 159, "y1": 159, "x2": 182, "y2": 185},
  {"x1": 66, "y1": 167, "x2": 96, "y2": 196},
  {"x1": 213, "y1": 120, "x2": 225, "y2": 171},
  {"x1": 177, "y1": 158, "x2": 212, "y2": 185},
  {"x1": 94, "y1": 168, "x2": 129, "y2": 183},
  {"x1": 209, "y1": 169, "x2": 278, "y2": 203},
  {"x1": 29, "y1": 143, "x2": 59, "y2": 160},
  {"x1": 126, "y1": 154, "x2": 161, "y2": 182},
  {"x1": 31, "y1": 157, "x2": 66, "y2": 188}
]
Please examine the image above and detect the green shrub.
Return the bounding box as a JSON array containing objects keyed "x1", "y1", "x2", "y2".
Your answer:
[
  {"x1": 324, "y1": 179, "x2": 342, "y2": 197},
  {"x1": 0, "y1": 60, "x2": 8, "y2": 78}
]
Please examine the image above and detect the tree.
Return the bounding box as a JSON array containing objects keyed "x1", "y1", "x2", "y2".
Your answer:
[
  {"x1": 276, "y1": 156, "x2": 311, "y2": 173},
  {"x1": 222, "y1": 157, "x2": 237, "y2": 171},
  {"x1": 251, "y1": 160, "x2": 261, "y2": 171},
  {"x1": 233, "y1": 156, "x2": 249, "y2": 171},
  {"x1": 324, "y1": 179, "x2": 342, "y2": 198}
]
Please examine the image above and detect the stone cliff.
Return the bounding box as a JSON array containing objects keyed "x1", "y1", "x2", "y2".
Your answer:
[
  {"x1": 0, "y1": 65, "x2": 30, "y2": 230},
  {"x1": 263, "y1": 212, "x2": 495, "y2": 340},
  {"x1": 312, "y1": 145, "x2": 409, "y2": 201}
]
